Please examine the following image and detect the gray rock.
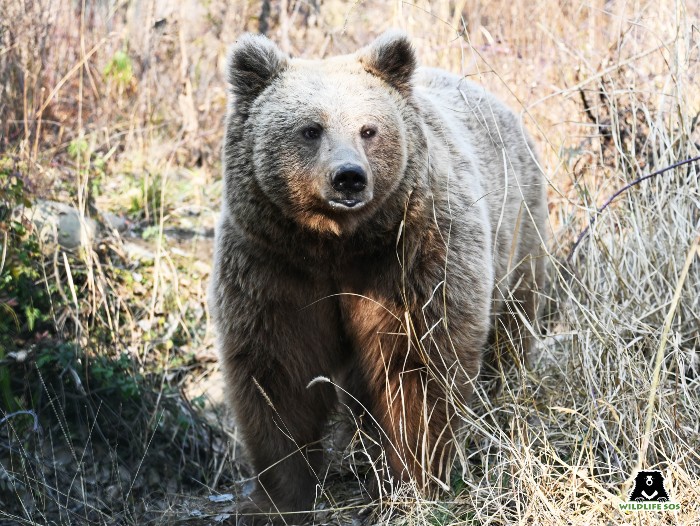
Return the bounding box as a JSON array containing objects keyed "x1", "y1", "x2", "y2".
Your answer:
[
  {"x1": 102, "y1": 211, "x2": 129, "y2": 233},
  {"x1": 15, "y1": 200, "x2": 97, "y2": 252}
]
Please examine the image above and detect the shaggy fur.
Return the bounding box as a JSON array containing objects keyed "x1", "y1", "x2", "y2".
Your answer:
[{"x1": 208, "y1": 31, "x2": 547, "y2": 524}]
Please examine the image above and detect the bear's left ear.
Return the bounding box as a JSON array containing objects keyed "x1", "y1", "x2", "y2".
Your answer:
[
  {"x1": 227, "y1": 34, "x2": 288, "y2": 118},
  {"x1": 358, "y1": 30, "x2": 416, "y2": 96}
]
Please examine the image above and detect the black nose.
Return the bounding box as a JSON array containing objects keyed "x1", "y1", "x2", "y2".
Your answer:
[{"x1": 331, "y1": 164, "x2": 367, "y2": 193}]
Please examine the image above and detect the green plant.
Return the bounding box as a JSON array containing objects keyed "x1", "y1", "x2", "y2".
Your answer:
[
  {"x1": 129, "y1": 174, "x2": 163, "y2": 222},
  {"x1": 91, "y1": 353, "x2": 142, "y2": 399},
  {"x1": 67, "y1": 136, "x2": 89, "y2": 162},
  {"x1": 36, "y1": 343, "x2": 142, "y2": 400},
  {"x1": 103, "y1": 49, "x2": 134, "y2": 90},
  {"x1": 0, "y1": 159, "x2": 54, "y2": 411},
  {"x1": 35, "y1": 341, "x2": 76, "y2": 370},
  {"x1": 0, "y1": 160, "x2": 53, "y2": 350}
]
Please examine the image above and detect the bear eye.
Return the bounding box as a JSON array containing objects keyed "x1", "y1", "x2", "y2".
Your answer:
[
  {"x1": 301, "y1": 125, "x2": 322, "y2": 140},
  {"x1": 361, "y1": 126, "x2": 377, "y2": 139}
]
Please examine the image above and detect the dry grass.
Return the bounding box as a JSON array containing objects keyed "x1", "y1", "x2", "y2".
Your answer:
[{"x1": 1, "y1": 0, "x2": 699, "y2": 524}]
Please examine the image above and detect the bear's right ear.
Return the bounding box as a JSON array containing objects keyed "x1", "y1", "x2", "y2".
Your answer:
[
  {"x1": 227, "y1": 34, "x2": 288, "y2": 117},
  {"x1": 358, "y1": 30, "x2": 416, "y2": 96}
]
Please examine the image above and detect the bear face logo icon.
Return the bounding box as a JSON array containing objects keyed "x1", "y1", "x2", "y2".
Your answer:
[{"x1": 628, "y1": 470, "x2": 670, "y2": 502}]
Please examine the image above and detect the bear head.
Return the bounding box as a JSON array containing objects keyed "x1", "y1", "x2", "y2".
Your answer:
[{"x1": 226, "y1": 31, "x2": 419, "y2": 236}]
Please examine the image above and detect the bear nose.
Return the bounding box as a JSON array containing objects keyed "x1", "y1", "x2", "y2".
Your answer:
[{"x1": 331, "y1": 164, "x2": 367, "y2": 193}]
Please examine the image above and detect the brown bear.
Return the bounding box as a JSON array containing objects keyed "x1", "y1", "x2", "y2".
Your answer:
[{"x1": 208, "y1": 31, "x2": 547, "y2": 524}]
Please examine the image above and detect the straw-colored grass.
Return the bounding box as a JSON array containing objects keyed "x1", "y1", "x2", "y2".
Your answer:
[{"x1": 0, "y1": 1, "x2": 698, "y2": 524}]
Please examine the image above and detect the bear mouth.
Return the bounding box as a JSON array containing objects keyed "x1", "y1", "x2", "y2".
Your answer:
[{"x1": 328, "y1": 198, "x2": 366, "y2": 210}]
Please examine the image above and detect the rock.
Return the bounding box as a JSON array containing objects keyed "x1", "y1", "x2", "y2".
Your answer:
[
  {"x1": 15, "y1": 200, "x2": 97, "y2": 252},
  {"x1": 102, "y1": 211, "x2": 129, "y2": 233},
  {"x1": 123, "y1": 241, "x2": 156, "y2": 263}
]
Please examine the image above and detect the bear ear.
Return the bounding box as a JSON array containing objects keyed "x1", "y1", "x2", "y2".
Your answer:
[
  {"x1": 358, "y1": 30, "x2": 416, "y2": 95},
  {"x1": 227, "y1": 34, "x2": 288, "y2": 117}
]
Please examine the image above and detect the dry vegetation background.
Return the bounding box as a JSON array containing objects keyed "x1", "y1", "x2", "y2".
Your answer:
[{"x1": 1, "y1": 0, "x2": 699, "y2": 525}]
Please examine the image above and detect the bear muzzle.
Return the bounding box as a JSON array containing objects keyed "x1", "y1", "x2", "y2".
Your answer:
[{"x1": 327, "y1": 163, "x2": 373, "y2": 210}]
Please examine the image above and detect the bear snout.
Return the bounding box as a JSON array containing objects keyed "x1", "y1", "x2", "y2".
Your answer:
[
  {"x1": 331, "y1": 164, "x2": 367, "y2": 193},
  {"x1": 327, "y1": 163, "x2": 372, "y2": 210}
]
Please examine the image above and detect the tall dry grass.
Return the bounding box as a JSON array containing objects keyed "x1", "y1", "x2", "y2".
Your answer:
[{"x1": 0, "y1": 0, "x2": 698, "y2": 525}]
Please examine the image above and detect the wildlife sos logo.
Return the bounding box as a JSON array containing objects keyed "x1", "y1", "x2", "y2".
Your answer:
[{"x1": 619, "y1": 470, "x2": 681, "y2": 511}]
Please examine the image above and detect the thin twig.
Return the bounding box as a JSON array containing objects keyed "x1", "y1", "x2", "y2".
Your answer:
[
  {"x1": 0, "y1": 410, "x2": 41, "y2": 433},
  {"x1": 578, "y1": 86, "x2": 611, "y2": 142},
  {"x1": 567, "y1": 155, "x2": 700, "y2": 262}
]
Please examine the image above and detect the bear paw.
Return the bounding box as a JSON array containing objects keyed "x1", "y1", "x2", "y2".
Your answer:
[
  {"x1": 230, "y1": 492, "x2": 309, "y2": 526},
  {"x1": 229, "y1": 499, "x2": 274, "y2": 526}
]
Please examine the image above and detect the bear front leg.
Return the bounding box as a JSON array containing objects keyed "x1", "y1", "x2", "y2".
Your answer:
[
  {"x1": 343, "y1": 296, "x2": 483, "y2": 495},
  {"x1": 340, "y1": 240, "x2": 489, "y2": 494},
  {"x1": 362, "y1": 341, "x2": 475, "y2": 493},
  {"x1": 229, "y1": 360, "x2": 336, "y2": 525},
  {"x1": 215, "y1": 292, "x2": 341, "y2": 525}
]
